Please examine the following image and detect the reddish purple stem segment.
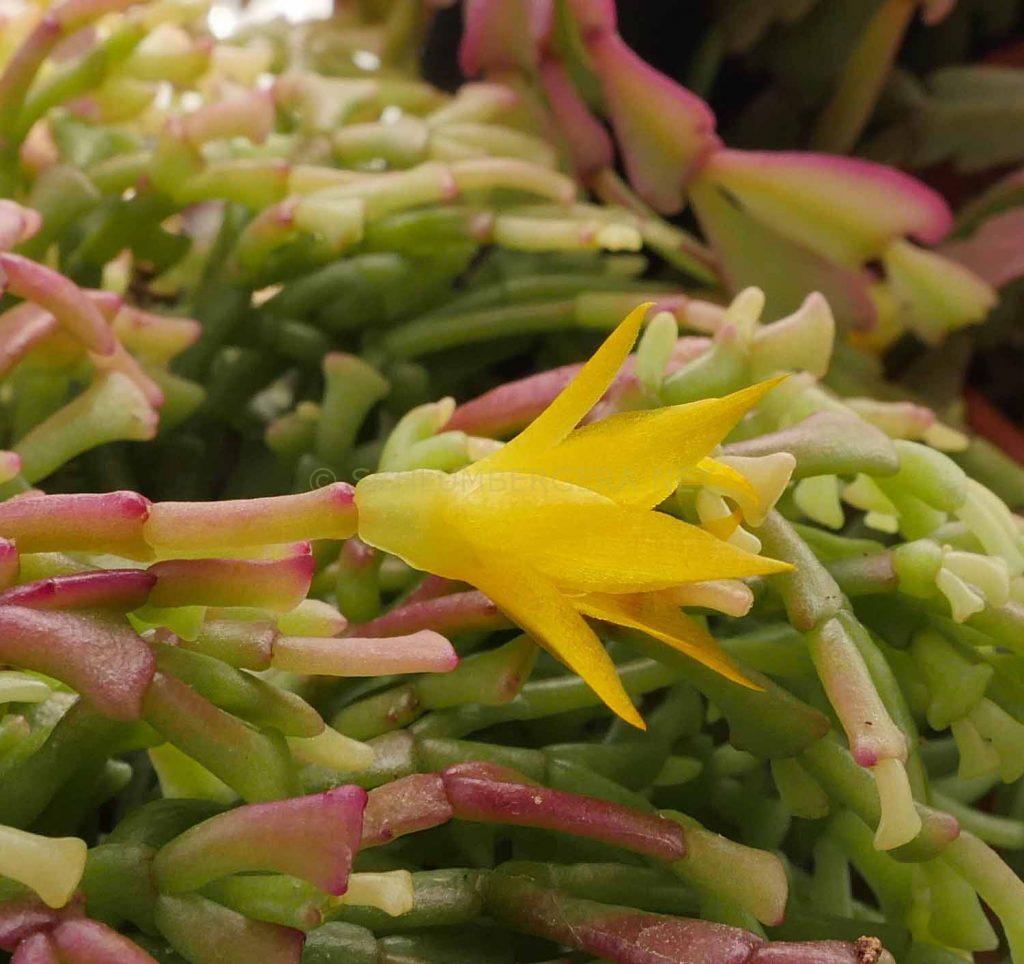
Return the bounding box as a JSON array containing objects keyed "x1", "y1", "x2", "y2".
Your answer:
[{"x1": 442, "y1": 761, "x2": 686, "y2": 862}]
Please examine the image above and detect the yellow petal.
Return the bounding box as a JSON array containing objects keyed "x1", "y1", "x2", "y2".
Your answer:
[
  {"x1": 496, "y1": 379, "x2": 783, "y2": 509},
  {"x1": 468, "y1": 303, "x2": 649, "y2": 474},
  {"x1": 471, "y1": 558, "x2": 645, "y2": 729},
  {"x1": 574, "y1": 591, "x2": 758, "y2": 689},
  {"x1": 451, "y1": 472, "x2": 791, "y2": 593},
  {"x1": 680, "y1": 457, "x2": 761, "y2": 510},
  {"x1": 688, "y1": 457, "x2": 757, "y2": 495},
  {"x1": 701, "y1": 504, "x2": 742, "y2": 541}
]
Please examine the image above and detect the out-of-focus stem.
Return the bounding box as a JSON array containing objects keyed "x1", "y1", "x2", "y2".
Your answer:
[
  {"x1": 943, "y1": 830, "x2": 1024, "y2": 961},
  {"x1": 810, "y1": 0, "x2": 916, "y2": 154},
  {"x1": 13, "y1": 373, "x2": 157, "y2": 484}
]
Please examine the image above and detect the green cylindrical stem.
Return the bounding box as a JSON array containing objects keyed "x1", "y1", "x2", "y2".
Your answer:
[
  {"x1": 316, "y1": 354, "x2": 390, "y2": 467},
  {"x1": 80, "y1": 842, "x2": 157, "y2": 933},
  {"x1": 152, "y1": 642, "x2": 323, "y2": 738},
  {"x1": 332, "y1": 637, "x2": 537, "y2": 740},
  {"x1": 412, "y1": 658, "x2": 684, "y2": 739},
  {"x1": 142, "y1": 672, "x2": 298, "y2": 802},
  {"x1": 0, "y1": 700, "x2": 128, "y2": 828},
  {"x1": 621, "y1": 631, "x2": 829, "y2": 759},
  {"x1": 380, "y1": 300, "x2": 579, "y2": 359},
  {"x1": 153, "y1": 893, "x2": 304, "y2": 964},
  {"x1": 754, "y1": 511, "x2": 843, "y2": 632},
  {"x1": 329, "y1": 869, "x2": 487, "y2": 934}
]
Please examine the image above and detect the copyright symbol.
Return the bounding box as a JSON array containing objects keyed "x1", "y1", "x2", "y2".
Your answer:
[{"x1": 309, "y1": 467, "x2": 337, "y2": 489}]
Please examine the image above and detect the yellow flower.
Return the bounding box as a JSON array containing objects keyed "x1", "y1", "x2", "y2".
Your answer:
[{"x1": 355, "y1": 306, "x2": 790, "y2": 727}]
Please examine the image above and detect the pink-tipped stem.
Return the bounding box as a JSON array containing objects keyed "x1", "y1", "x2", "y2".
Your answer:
[
  {"x1": 0, "y1": 0, "x2": 136, "y2": 131},
  {"x1": 442, "y1": 760, "x2": 534, "y2": 784},
  {"x1": 339, "y1": 536, "x2": 376, "y2": 573},
  {"x1": 351, "y1": 591, "x2": 507, "y2": 638},
  {"x1": 447, "y1": 362, "x2": 586, "y2": 437},
  {"x1": 442, "y1": 762, "x2": 686, "y2": 862},
  {"x1": 181, "y1": 89, "x2": 275, "y2": 147},
  {"x1": 401, "y1": 575, "x2": 463, "y2": 605},
  {"x1": 0, "y1": 606, "x2": 155, "y2": 720},
  {"x1": 0, "y1": 303, "x2": 65, "y2": 378},
  {"x1": 0, "y1": 569, "x2": 155, "y2": 611},
  {"x1": 0, "y1": 19, "x2": 62, "y2": 137},
  {"x1": 587, "y1": 31, "x2": 719, "y2": 214},
  {"x1": 942, "y1": 207, "x2": 1024, "y2": 289},
  {"x1": 0, "y1": 897, "x2": 75, "y2": 952},
  {"x1": 495, "y1": 875, "x2": 884, "y2": 961},
  {"x1": 0, "y1": 491, "x2": 152, "y2": 558},
  {"x1": 562, "y1": 0, "x2": 616, "y2": 37},
  {"x1": 554, "y1": 906, "x2": 760, "y2": 964},
  {"x1": 445, "y1": 343, "x2": 704, "y2": 436},
  {"x1": 705, "y1": 148, "x2": 954, "y2": 249},
  {"x1": 153, "y1": 786, "x2": 367, "y2": 897},
  {"x1": 539, "y1": 61, "x2": 614, "y2": 179},
  {"x1": 0, "y1": 254, "x2": 115, "y2": 355},
  {"x1": 147, "y1": 554, "x2": 315, "y2": 611},
  {"x1": 112, "y1": 306, "x2": 201, "y2": 364},
  {"x1": 0, "y1": 288, "x2": 122, "y2": 378},
  {"x1": 0, "y1": 539, "x2": 19, "y2": 590},
  {"x1": 0, "y1": 451, "x2": 21, "y2": 484},
  {"x1": 143, "y1": 484, "x2": 357, "y2": 553},
  {"x1": 750, "y1": 939, "x2": 893, "y2": 963},
  {"x1": 51, "y1": 0, "x2": 140, "y2": 32},
  {"x1": 0, "y1": 202, "x2": 42, "y2": 251},
  {"x1": 89, "y1": 341, "x2": 164, "y2": 408},
  {"x1": 84, "y1": 289, "x2": 124, "y2": 319},
  {"x1": 271, "y1": 630, "x2": 459, "y2": 676},
  {"x1": 459, "y1": 0, "x2": 547, "y2": 77}
]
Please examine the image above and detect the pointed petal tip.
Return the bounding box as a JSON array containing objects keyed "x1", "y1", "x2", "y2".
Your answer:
[
  {"x1": 472, "y1": 302, "x2": 651, "y2": 472},
  {"x1": 619, "y1": 701, "x2": 646, "y2": 730},
  {"x1": 731, "y1": 669, "x2": 765, "y2": 692},
  {"x1": 610, "y1": 300, "x2": 652, "y2": 349}
]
